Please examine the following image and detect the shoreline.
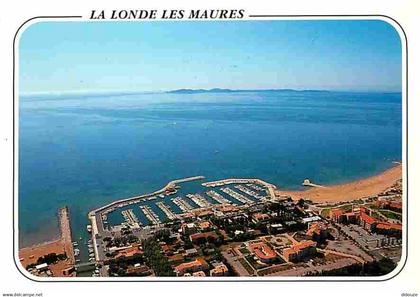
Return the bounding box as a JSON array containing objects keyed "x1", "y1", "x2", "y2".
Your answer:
[
  {"x1": 276, "y1": 163, "x2": 402, "y2": 203},
  {"x1": 20, "y1": 164, "x2": 402, "y2": 248},
  {"x1": 19, "y1": 207, "x2": 75, "y2": 276}
]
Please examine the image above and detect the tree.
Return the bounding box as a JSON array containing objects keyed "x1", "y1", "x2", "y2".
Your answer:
[
  {"x1": 142, "y1": 237, "x2": 175, "y2": 276},
  {"x1": 297, "y1": 198, "x2": 305, "y2": 207}
]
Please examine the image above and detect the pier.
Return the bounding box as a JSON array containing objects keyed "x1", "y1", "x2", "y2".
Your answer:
[
  {"x1": 202, "y1": 178, "x2": 250, "y2": 187},
  {"x1": 302, "y1": 179, "x2": 326, "y2": 188},
  {"x1": 186, "y1": 193, "x2": 212, "y2": 207},
  {"x1": 206, "y1": 190, "x2": 231, "y2": 204},
  {"x1": 18, "y1": 206, "x2": 76, "y2": 277},
  {"x1": 166, "y1": 176, "x2": 205, "y2": 188},
  {"x1": 139, "y1": 205, "x2": 161, "y2": 225},
  {"x1": 246, "y1": 183, "x2": 265, "y2": 192},
  {"x1": 234, "y1": 185, "x2": 264, "y2": 200},
  {"x1": 202, "y1": 178, "x2": 277, "y2": 200},
  {"x1": 171, "y1": 197, "x2": 194, "y2": 212},
  {"x1": 59, "y1": 206, "x2": 75, "y2": 266},
  {"x1": 221, "y1": 187, "x2": 254, "y2": 204},
  {"x1": 90, "y1": 175, "x2": 205, "y2": 216},
  {"x1": 202, "y1": 178, "x2": 275, "y2": 189},
  {"x1": 87, "y1": 175, "x2": 206, "y2": 259},
  {"x1": 156, "y1": 201, "x2": 179, "y2": 220},
  {"x1": 121, "y1": 209, "x2": 141, "y2": 228}
]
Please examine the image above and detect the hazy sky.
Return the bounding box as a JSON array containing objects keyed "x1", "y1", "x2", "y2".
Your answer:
[{"x1": 19, "y1": 20, "x2": 402, "y2": 94}]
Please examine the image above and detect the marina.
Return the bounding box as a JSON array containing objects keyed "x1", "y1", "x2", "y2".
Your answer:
[
  {"x1": 139, "y1": 205, "x2": 161, "y2": 225},
  {"x1": 220, "y1": 187, "x2": 255, "y2": 204},
  {"x1": 202, "y1": 178, "x2": 252, "y2": 187},
  {"x1": 89, "y1": 178, "x2": 272, "y2": 237},
  {"x1": 202, "y1": 178, "x2": 275, "y2": 189},
  {"x1": 89, "y1": 176, "x2": 205, "y2": 217},
  {"x1": 202, "y1": 178, "x2": 277, "y2": 199},
  {"x1": 171, "y1": 196, "x2": 194, "y2": 212},
  {"x1": 156, "y1": 201, "x2": 179, "y2": 220},
  {"x1": 87, "y1": 177, "x2": 275, "y2": 247},
  {"x1": 206, "y1": 190, "x2": 231, "y2": 204},
  {"x1": 80, "y1": 162, "x2": 403, "y2": 278},
  {"x1": 246, "y1": 183, "x2": 266, "y2": 192},
  {"x1": 121, "y1": 209, "x2": 141, "y2": 228},
  {"x1": 234, "y1": 185, "x2": 265, "y2": 200},
  {"x1": 186, "y1": 193, "x2": 212, "y2": 207}
]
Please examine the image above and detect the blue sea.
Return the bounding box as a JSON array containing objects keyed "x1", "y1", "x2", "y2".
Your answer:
[{"x1": 18, "y1": 90, "x2": 402, "y2": 247}]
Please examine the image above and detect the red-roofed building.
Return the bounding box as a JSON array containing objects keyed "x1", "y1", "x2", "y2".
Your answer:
[
  {"x1": 375, "y1": 222, "x2": 402, "y2": 236},
  {"x1": 189, "y1": 231, "x2": 219, "y2": 244},
  {"x1": 330, "y1": 208, "x2": 360, "y2": 224},
  {"x1": 359, "y1": 212, "x2": 377, "y2": 231},
  {"x1": 210, "y1": 263, "x2": 229, "y2": 276},
  {"x1": 251, "y1": 212, "x2": 270, "y2": 223},
  {"x1": 344, "y1": 212, "x2": 359, "y2": 224},
  {"x1": 198, "y1": 221, "x2": 212, "y2": 230},
  {"x1": 126, "y1": 264, "x2": 153, "y2": 276},
  {"x1": 248, "y1": 242, "x2": 278, "y2": 263},
  {"x1": 306, "y1": 222, "x2": 329, "y2": 241},
  {"x1": 181, "y1": 222, "x2": 197, "y2": 235},
  {"x1": 174, "y1": 258, "x2": 209, "y2": 276},
  {"x1": 389, "y1": 202, "x2": 402, "y2": 210},
  {"x1": 106, "y1": 244, "x2": 143, "y2": 263},
  {"x1": 283, "y1": 240, "x2": 317, "y2": 262},
  {"x1": 359, "y1": 206, "x2": 368, "y2": 213},
  {"x1": 330, "y1": 209, "x2": 345, "y2": 223},
  {"x1": 376, "y1": 200, "x2": 402, "y2": 212}
]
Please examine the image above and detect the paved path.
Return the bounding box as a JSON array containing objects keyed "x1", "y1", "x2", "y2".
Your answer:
[
  {"x1": 59, "y1": 207, "x2": 75, "y2": 265},
  {"x1": 267, "y1": 258, "x2": 357, "y2": 276},
  {"x1": 319, "y1": 248, "x2": 366, "y2": 264},
  {"x1": 222, "y1": 250, "x2": 252, "y2": 276}
]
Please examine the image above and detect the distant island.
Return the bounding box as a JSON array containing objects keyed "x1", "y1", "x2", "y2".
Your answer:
[{"x1": 166, "y1": 88, "x2": 331, "y2": 94}]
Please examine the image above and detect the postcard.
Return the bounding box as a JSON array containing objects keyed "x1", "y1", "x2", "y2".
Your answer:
[{"x1": 1, "y1": 2, "x2": 419, "y2": 297}]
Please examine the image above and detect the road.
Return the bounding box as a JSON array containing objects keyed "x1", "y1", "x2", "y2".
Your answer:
[
  {"x1": 266, "y1": 258, "x2": 357, "y2": 276},
  {"x1": 222, "y1": 250, "x2": 252, "y2": 276}
]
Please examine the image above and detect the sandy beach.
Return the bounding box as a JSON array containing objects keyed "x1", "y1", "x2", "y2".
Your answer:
[
  {"x1": 18, "y1": 207, "x2": 75, "y2": 276},
  {"x1": 276, "y1": 164, "x2": 402, "y2": 203}
]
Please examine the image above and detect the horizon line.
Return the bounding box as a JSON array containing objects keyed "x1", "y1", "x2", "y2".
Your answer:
[{"x1": 19, "y1": 87, "x2": 403, "y2": 97}]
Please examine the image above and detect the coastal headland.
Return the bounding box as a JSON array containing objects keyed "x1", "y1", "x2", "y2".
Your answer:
[{"x1": 276, "y1": 163, "x2": 402, "y2": 203}]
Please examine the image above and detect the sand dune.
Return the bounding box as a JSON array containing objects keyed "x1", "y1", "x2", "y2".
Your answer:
[{"x1": 276, "y1": 164, "x2": 402, "y2": 203}]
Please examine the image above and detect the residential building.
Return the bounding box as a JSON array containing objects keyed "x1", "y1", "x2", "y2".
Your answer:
[
  {"x1": 283, "y1": 240, "x2": 317, "y2": 262},
  {"x1": 247, "y1": 242, "x2": 277, "y2": 263},
  {"x1": 174, "y1": 258, "x2": 209, "y2": 276}
]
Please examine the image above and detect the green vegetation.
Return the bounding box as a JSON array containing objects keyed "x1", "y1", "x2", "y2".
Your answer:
[
  {"x1": 320, "y1": 208, "x2": 331, "y2": 218},
  {"x1": 238, "y1": 258, "x2": 254, "y2": 275},
  {"x1": 154, "y1": 229, "x2": 175, "y2": 244},
  {"x1": 257, "y1": 263, "x2": 292, "y2": 276},
  {"x1": 379, "y1": 210, "x2": 401, "y2": 220},
  {"x1": 104, "y1": 233, "x2": 139, "y2": 248},
  {"x1": 239, "y1": 247, "x2": 250, "y2": 255},
  {"x1": 367, "y1": 203, "x2": 379, "y2": 209},
  {"x1": 340, "y1": 204, "x2": 353, "y2": 212},
  {"x1": 108, "y1": 254, "x2": 145, "y2": 276},
  {"x1": 142, "y1": 237, "x2": 175, "y2": 276},
  {"x1": 203, "y1": 245, "x2": 223, "y2": 262},
  {"x1": 26, "y1": 253, "x2": 67, "y2": 270},
  {"x1": 245, "y1": 255, "x2": 267, "y2": 270},
  {"x1": 370, "y1": 211, "x2": 382, "y2": 220},
  {"x1": 37, "y1": 253, "x2": 66, "y2": 265}
]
